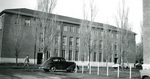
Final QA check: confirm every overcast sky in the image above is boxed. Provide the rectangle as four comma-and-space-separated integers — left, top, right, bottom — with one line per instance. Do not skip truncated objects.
0, 0, 143, 43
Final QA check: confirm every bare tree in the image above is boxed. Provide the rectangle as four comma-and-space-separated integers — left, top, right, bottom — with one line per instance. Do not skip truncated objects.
80, 0, 97, 66
115, 0, 132, 68
102, 24, 113, 63
37, 0, 58, 61
136, 42, 143, 63
14, 12, 24, 65
30, 21, 38, 65
136, 23, 143, 64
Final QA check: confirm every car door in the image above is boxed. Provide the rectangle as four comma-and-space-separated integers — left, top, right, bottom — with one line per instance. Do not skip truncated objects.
51, 58, 60, 69
60, 58, 67, 70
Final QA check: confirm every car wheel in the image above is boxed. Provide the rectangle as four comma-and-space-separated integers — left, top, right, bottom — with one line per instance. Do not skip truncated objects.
143, 76, 150, 79
71, 69, 75, 73
50, 67, 56, 72
67, 69, 75, 73
43, 69, 49, 72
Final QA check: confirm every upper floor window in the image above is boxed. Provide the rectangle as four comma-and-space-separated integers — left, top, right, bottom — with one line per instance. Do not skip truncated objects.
69, 37, 73, 46
76, 37, 79, 46
99, 40, 102, 50
76, 37, 80, 50
69, 26, 74, 32
39, 33, 43, 42
55, 36, 59, 44
25, 19, 31, 26
0, 16, 2, 29
76, 27, 80, 33
63, 25, 68, 31
62, 36, 67, 46
114, 44, 117, 51
0, 14, 5, 29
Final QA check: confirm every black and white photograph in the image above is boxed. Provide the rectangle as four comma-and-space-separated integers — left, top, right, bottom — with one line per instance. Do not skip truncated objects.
0, 0, 147, 79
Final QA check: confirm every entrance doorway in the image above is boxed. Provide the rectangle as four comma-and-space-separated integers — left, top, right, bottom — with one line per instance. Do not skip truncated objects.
37, 53, 43, 64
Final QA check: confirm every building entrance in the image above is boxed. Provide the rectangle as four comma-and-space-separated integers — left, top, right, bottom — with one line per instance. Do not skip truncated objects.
37, 53, 43, 64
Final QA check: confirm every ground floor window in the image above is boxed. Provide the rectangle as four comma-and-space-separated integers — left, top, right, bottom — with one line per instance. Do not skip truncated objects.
54, 49, 58, 57
61, 50, 66, 58
68, 50, 72, 60
75, 51, 78, 61
93, 52, 96, 61
99, 53, 102, 62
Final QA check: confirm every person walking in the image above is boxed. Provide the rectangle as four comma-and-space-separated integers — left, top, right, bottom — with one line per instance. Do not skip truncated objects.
24, 55, 30, 70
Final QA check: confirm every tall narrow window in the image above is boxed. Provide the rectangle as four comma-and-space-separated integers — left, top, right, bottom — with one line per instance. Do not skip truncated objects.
62, 36, 67, 49
76, 27, 80, 33
63, 25, 68, 31
0, 16, 2, 29
99, 53, 102, 62
70, 26, 74, 32
75, 51, 78, 61
61, 50, 66, 58
54, 49, 58, 57
25, 19, 31, 26
99, 40, 102, 50
69, 37, 73, 49
68, 50, 72, 60
57, 25, 61, 31
55, 36, 58, 44
93, 52, 97, 61
114, 43, 117, 51
40, 33, 43, 42
76, 37, 79, 50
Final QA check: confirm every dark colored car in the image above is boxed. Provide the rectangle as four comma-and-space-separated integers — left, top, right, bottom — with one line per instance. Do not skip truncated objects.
135, 63, 143, 70
40, 57, 77, 72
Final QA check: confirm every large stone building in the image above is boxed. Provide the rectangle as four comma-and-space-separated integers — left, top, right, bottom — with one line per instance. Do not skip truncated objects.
0, 8, 136, 66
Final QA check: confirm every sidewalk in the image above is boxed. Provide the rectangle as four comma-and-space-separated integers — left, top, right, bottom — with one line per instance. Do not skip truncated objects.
0, 63, 40, 69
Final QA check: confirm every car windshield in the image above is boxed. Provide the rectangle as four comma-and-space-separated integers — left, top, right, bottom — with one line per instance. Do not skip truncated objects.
52, 59, 60, 62
51, 57, 66, 62
60, 58, 66, 62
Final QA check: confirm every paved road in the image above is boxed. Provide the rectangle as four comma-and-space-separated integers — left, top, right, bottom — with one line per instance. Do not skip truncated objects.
0, 68, 82, 79
0, 67, 141, 79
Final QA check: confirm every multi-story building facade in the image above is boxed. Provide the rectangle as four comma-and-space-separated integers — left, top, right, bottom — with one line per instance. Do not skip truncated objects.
0, 8, 136, 66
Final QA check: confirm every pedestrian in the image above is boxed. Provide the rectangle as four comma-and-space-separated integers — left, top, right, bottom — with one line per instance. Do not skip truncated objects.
24, 55, 30, 70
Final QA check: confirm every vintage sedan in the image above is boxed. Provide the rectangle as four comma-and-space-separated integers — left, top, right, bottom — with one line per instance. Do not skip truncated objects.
140, 70, 150, 79
40, 57, 77, 72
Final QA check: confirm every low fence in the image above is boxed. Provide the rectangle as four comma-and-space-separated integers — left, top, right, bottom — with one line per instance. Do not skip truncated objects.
73, 61, 137, 79
73, 61, 134, 67
75, 64, 134, 79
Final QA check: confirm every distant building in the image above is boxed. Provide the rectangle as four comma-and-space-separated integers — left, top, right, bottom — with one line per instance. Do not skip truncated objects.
0, 8, 136, 66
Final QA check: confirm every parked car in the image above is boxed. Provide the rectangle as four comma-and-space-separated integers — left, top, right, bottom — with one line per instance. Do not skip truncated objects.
140, 70, 150, 79
134, 63, 143, 69
40, 57, 77, 72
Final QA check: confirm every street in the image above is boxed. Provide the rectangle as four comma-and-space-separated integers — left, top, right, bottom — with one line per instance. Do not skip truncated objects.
0, 65, 141, 79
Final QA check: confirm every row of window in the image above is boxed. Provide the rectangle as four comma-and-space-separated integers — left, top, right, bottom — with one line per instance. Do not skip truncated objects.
62, 36, 79, 48
15, 15, 31, 26
63, 25, 79, 33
